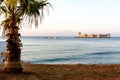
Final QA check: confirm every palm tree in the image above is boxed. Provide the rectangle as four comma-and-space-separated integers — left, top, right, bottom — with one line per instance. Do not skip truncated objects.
0, 0, 51, 73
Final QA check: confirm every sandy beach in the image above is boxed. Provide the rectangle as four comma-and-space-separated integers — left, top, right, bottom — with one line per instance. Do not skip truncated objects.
0, 63, 120, 80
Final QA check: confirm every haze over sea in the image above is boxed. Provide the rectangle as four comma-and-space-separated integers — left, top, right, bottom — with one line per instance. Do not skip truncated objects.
0, 36, 120, 64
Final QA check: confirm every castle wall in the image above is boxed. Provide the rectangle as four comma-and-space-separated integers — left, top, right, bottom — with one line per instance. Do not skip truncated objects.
78, 32, 110, 38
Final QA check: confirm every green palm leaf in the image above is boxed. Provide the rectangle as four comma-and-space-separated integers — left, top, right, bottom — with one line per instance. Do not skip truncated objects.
24, 0, 51, 27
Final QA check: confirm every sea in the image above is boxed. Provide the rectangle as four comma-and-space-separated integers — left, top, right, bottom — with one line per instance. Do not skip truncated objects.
0, 36, 120, 64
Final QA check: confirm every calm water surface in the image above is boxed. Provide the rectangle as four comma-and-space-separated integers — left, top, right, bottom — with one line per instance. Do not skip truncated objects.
0, 37, 120, 64
20, 37, 120, 64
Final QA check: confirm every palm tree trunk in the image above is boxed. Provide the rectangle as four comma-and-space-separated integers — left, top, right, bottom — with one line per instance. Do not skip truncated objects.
3, 31, 23, 73
3, 22, 23, 73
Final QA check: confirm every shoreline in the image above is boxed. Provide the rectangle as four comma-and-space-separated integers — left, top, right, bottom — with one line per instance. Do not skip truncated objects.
1, 63, 120, 80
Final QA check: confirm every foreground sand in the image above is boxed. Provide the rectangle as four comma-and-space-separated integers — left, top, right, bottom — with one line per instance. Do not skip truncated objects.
0, 63, 120, 80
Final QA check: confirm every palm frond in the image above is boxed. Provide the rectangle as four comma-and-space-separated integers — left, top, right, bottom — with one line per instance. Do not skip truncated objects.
0, 6, 10, 14
23, 0, 51, 28
0, 0, 51, 31
18, 0, 28, 14
6, 0, 18, 8
0, 0, 4, 4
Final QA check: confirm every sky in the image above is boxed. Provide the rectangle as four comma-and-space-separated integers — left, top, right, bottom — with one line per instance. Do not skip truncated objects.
1, 0, 120, 37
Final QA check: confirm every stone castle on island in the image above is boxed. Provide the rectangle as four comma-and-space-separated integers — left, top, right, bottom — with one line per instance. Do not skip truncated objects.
77, 32, 110, 38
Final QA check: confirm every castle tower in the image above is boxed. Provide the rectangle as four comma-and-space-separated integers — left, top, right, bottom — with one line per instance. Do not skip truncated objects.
78, 32, 81, 37
78, 32, 81, 36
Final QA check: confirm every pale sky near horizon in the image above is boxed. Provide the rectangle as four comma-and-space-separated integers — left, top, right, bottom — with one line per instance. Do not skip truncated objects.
1, 0, 120, 37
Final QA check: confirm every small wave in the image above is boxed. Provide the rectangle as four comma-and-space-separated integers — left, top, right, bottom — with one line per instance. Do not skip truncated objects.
28, 56, 79, 63
23, 44, 46, 47
85, 51, 120, 55
21, 51, 120, 64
